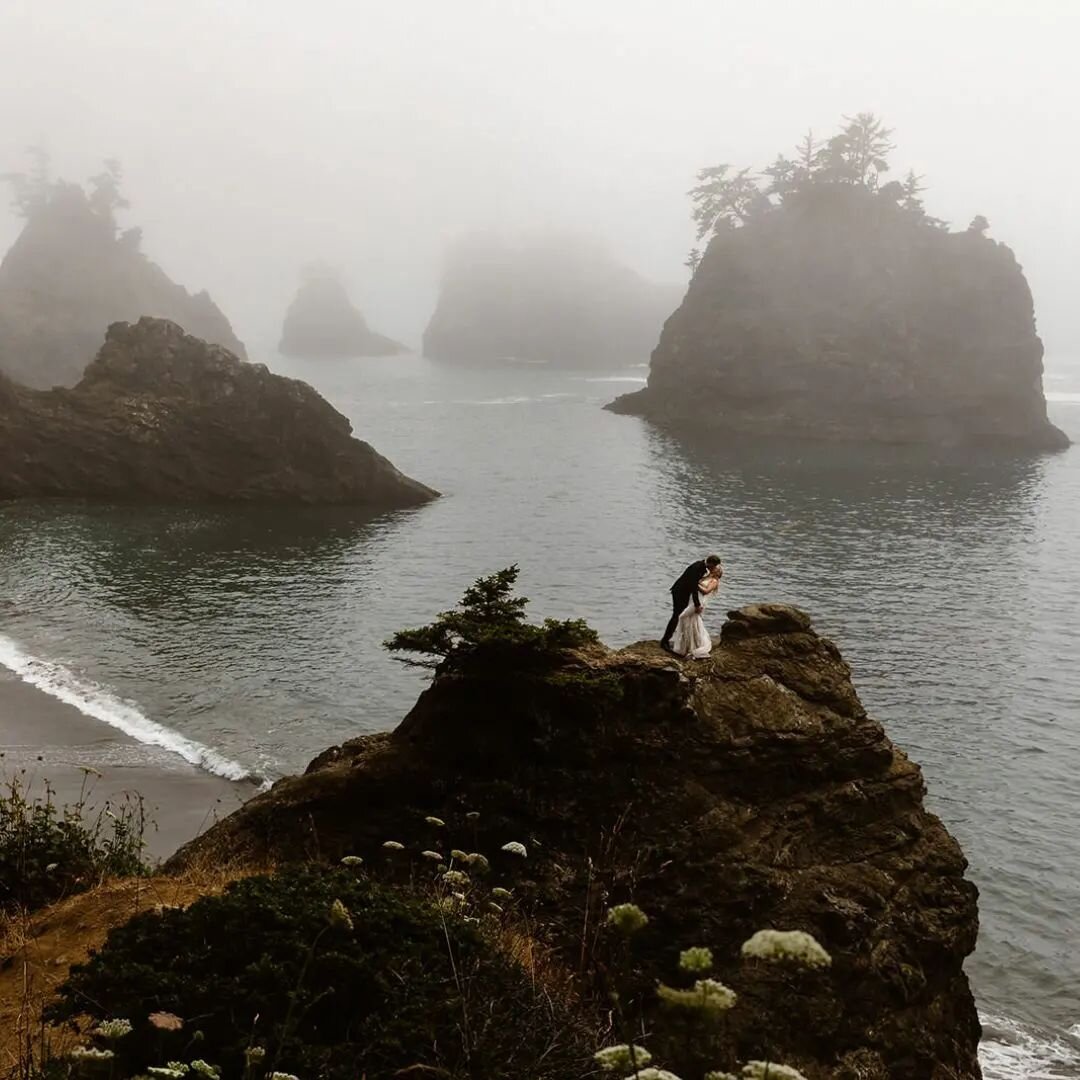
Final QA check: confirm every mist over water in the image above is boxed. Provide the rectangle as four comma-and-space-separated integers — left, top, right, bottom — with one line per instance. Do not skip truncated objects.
1, 354, 1079, 1076
3, 3, 1080, 1074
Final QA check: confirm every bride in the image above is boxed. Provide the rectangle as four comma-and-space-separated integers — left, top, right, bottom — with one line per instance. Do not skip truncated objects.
671, 564, 722, 659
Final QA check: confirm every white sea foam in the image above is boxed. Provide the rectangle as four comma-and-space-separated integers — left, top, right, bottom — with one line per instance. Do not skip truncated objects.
0, 634, 250, 782
979, 1012, 1080, 1079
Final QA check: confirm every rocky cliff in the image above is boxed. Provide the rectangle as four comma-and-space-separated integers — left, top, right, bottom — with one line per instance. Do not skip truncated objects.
171, 603, 981, 1079
609, 185, 1067, 450
0, 183, 246, 388
279, 269, 406, 358
0, 317, 436, 505
423, 231, 681, 368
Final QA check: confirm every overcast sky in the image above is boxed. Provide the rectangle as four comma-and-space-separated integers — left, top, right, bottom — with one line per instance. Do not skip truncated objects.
1, 0, 1077, 362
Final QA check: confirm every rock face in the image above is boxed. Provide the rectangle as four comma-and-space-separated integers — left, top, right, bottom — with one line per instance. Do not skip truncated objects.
279, 269, 406, 358
171, 603, 981, 1079
0, 183, 246, 389
423, 231, 681, 368
609, 185, 1067, 450
0, 317, 437, 506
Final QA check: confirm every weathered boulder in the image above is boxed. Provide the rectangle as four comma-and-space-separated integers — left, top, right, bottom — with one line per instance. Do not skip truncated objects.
0, 317, 437, 505
279, 268, 406, 358
423, 231, 681, 368
171, 603, 981, 1079
609, 184, 1067, 451
0, 182, 246, 388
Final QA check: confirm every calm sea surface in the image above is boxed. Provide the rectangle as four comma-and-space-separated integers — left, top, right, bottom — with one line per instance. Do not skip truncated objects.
2, 354, 1078, 1077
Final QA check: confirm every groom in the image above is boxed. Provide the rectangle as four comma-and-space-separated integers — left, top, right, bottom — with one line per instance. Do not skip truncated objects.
661, 554, 722, 652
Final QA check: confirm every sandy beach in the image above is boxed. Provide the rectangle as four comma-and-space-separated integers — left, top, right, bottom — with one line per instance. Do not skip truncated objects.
0, 669, 256, 860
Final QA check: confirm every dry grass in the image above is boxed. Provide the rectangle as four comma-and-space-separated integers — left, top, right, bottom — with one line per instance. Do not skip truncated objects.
0, 856, 266, 1073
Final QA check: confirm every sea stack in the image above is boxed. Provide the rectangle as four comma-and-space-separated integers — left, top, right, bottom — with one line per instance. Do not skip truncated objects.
0, 317, 437, 506
609, 125, 1067, 450
279, 265, 406, 359
0, 174, 246, 389
423, 231, 680, 368
171, 602, 981, 1078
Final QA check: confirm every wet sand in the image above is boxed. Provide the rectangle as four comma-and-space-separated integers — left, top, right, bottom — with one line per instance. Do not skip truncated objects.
0, 670, 256, 859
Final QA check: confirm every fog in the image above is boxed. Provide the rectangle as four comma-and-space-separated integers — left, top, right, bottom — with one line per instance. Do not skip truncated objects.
1, 0, 1077, 363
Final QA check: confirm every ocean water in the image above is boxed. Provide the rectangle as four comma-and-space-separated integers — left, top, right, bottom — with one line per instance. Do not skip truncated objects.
2, 353, 1079, 1077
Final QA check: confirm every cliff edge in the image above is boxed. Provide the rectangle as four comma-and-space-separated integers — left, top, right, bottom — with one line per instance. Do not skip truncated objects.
171, 602, 981, 1079
0, 317, 437, 505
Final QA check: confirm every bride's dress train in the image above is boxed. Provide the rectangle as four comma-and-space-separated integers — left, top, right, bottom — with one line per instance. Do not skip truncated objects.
670, 592, 712, 659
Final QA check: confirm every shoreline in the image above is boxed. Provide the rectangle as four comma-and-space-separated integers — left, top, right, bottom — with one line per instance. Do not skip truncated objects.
0, 670, 256, 859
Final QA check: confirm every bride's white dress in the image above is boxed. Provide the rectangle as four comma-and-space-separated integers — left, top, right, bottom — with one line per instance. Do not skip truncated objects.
670, 581, 713, 659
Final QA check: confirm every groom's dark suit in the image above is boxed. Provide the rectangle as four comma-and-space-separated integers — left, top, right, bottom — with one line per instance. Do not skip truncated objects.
661, 560, 709, 647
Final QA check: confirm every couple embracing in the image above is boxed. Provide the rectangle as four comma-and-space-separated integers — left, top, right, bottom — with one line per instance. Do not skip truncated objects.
661, 554, 723, 659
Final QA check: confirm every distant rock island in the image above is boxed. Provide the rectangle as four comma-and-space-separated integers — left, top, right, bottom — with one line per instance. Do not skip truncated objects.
279, 265, 406, 359
0, 158, 245, 389
423, 231, 681, 368
0, 317, 437, 505
609, 115, 1068, 451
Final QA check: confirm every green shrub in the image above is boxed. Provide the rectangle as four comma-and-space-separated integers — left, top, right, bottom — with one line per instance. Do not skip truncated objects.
0, 772, 147, 912
47, 867, 594, 1080
384, 565, 599, 672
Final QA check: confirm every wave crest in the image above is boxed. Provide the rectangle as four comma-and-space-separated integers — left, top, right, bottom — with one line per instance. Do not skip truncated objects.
0, 634, 251, 782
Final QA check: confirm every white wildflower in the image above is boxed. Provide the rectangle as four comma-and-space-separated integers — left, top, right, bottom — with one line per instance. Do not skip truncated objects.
465, 811, 480, 820
491, 887, 513, 900
450, 849, 470, 862
626, 1070, 682, 1080
443, 869, 470, 889
382, 840, 405, 851
704, 1073, 738, 1080
244, 1048, 266, 1065
148, 1069, 187, 1079
593, 1044, 652, 1071
500, 841, 527, 857
190, 1063, 220, 1080
606, 903, 649, 935
268, 1074, 300, 1080
340, 855, 364, 867
164, 1064, 189, 1074
328, 898, 353, 932
70, 1047, 115, 1061
740, 929, 831, 969
45, 862, 59, 872
679, 946, 713, 974
466, 852, 491, 872
742, 1063, 808, 1080
421, 850, 444, 862
424, 816, 446, 827
436, 896, 459, 913
657, 978, 737, 1015
94, 1018, 133, 1039
451, 891, 467, 903
486, 901, 504, 914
